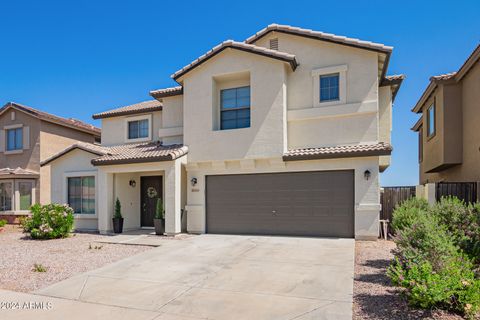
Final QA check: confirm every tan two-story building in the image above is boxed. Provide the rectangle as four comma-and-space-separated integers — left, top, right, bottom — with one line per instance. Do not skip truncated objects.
43, 24, 403, 240
0, 102, 100, 222
412, 44, 480, 184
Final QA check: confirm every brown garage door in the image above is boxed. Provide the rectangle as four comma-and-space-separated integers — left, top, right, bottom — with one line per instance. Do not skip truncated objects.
206, 170, 354, 238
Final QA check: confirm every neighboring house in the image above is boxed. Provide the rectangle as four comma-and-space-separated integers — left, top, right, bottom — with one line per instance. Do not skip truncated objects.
412, 44, 480, 184
42, 24, 403, 240
0, 102, 101, 222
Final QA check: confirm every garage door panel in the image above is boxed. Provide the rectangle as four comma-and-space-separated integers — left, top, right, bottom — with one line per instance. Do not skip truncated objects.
206, 170, 354, 238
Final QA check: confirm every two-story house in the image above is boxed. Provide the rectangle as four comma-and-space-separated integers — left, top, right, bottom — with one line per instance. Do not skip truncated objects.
0, 102, 100, 222
42, 24, 402, 240
412, 44, 479, 184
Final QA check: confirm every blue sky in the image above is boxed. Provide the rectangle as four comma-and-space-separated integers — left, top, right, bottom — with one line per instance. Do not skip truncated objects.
1, 0, 479, 186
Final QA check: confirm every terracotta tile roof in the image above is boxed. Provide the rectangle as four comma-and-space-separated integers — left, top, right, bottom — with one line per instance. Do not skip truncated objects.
245, 24, 393, 53
41, 142, 109, 166
150, 86, 183, 99
92, 100, 162, 120
283, 143, 392, 161
381, 74, 405, 102
0, 167, 40, 177
0, 102, 100, 136
431, 72, 457, 81
172, 40, 298, 81
91, 142, 188, 166
412, 44, 480, 114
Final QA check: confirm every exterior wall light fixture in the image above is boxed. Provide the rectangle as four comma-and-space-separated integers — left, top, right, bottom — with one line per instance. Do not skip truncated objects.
129, 179, 136, 187
364, 170, 371, 181
191, 177, 198, 186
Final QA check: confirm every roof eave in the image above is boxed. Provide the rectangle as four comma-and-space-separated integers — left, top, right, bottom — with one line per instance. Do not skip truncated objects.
282, 148, 392, 162
91, 154, 185, 166
411, 117, 423, 132
92, 106, 163, 120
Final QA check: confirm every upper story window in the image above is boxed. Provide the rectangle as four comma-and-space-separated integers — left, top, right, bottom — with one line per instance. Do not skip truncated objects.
220, 86, 251, 130
128, 119, 149, 139
419, 127, 423, 163
427, 103, 435, 137
6, 128, 22, 151
312, 65, 347, 107
68, 176, 95, 214
320, 73, 340, 102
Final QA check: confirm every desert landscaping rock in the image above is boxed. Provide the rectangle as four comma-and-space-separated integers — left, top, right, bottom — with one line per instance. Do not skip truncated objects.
0, 225, 151, 293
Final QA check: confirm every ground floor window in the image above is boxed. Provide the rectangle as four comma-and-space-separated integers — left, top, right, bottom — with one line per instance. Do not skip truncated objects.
0, 181, 13, 211
68, 176, 95, 214
17, 181, 33, 210
0, 179, 35, 212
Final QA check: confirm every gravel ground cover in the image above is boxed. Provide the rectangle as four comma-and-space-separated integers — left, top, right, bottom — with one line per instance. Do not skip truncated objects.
0, 225, 152, 292
353, 240, 463, 320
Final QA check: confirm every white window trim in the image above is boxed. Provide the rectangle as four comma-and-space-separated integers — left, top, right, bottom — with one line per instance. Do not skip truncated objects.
14, 179, 36, 213
4, 124, 24, 154
0, 179, 14, 214
63, 171, 98, 219
124, 114, 152, 143
312, 64, 347, 108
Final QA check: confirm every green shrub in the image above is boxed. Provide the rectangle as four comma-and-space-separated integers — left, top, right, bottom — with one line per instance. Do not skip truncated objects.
389, 255, 480, 318
155, 198, 164, 220
391, 197, 429, 234
0, 219, 7, 228
114, 198, 122, 219
431, 197, 480, 262
389, 196, 480, 318
22, 203, 74, 239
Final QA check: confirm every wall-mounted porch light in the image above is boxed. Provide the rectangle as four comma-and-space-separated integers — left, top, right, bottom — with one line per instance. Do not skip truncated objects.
190, 177, 198, 186
129, 179, 136, 187
364, 170, 371, 181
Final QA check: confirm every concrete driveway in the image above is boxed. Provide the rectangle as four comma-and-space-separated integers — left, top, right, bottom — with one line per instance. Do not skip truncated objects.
7, 235, 354, 320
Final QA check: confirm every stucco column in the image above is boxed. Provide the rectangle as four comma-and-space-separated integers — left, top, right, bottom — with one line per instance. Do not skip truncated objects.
165, 159, 182, 235
97, 170, 114, 234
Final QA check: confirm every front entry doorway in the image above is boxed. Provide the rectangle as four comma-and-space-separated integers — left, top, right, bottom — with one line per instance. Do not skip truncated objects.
140, 176, 163, 227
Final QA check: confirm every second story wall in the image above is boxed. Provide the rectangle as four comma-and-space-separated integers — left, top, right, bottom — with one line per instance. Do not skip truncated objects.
0, 109, 41, 171
159, 95, 183, 145
101, 111, 162, 146
253, 33, 381, 149
182, 49, 288, 162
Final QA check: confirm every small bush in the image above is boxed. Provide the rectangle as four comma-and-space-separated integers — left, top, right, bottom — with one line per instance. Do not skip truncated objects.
432, 197, 480, 262
389, 196, 480, 318
393, 212, 458, 271
22, 203, 74, 239
114, 198, 122, 219
0, 219, 7, 228
390, 197, 429, 234
389, 255, 480, 318
32, 263, 47, 272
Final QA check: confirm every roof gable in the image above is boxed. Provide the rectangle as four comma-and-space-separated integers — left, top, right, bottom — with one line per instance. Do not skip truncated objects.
0, 102, 100, 136
172, 40, 298, 82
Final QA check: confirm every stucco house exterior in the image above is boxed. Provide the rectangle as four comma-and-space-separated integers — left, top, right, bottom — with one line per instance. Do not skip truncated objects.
42, 24, 403, 240
0, 102, 101, 223
412, 44, 480, 184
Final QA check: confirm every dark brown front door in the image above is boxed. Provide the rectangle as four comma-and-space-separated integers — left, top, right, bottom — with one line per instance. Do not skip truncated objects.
141, 176, 163, 227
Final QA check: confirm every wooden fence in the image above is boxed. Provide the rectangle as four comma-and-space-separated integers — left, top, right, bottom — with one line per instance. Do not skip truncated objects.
435, 182, 478, 203
380, 186, 416, 235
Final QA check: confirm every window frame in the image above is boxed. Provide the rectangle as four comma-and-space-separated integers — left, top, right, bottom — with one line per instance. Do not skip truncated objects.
14, 180, 36, 212
426, 102, 436, 139
124, 114, 152, 143
419, 126, 423, 163
63, 171, 97, 218
5, 125, 23, 153
0, 180, 14, 213
311, 65, 347, 107
220, 86, 251, 131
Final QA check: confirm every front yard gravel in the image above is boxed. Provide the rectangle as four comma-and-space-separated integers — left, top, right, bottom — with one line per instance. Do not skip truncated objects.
354, 240, 463, 320
0, 225, 152, 293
